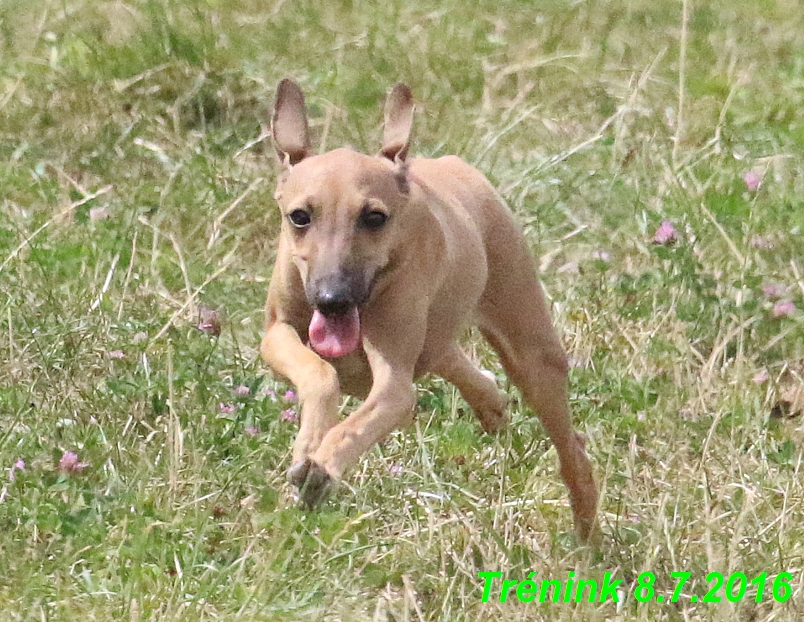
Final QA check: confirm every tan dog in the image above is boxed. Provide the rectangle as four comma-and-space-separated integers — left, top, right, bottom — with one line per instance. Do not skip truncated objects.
260, 79, 598, 540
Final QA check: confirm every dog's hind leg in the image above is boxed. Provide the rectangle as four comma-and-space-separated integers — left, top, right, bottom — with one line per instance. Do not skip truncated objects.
428, 345, 508, 433
479, 292, 598, 541
477, 227, 598, 541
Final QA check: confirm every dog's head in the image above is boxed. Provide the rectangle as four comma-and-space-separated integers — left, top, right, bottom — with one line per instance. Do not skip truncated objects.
270, 79, 415, 358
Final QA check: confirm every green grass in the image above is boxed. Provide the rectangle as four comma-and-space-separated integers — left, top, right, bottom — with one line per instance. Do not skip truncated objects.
1, 0, 804, 620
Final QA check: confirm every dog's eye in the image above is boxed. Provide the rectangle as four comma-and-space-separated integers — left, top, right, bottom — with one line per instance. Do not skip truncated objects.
359, 208, 388, 230
288, 209, 312, 228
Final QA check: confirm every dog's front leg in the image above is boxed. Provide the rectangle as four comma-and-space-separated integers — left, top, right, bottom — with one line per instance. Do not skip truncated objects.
260, 322, 341, 478
300, 359, 417, 507
295, 305, 426, 508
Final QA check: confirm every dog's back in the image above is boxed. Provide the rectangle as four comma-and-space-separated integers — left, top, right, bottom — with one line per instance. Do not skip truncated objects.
409, 155, 542, 319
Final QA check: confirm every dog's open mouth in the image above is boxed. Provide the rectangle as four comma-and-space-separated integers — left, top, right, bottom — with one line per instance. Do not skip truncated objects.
308, 307, 361, 358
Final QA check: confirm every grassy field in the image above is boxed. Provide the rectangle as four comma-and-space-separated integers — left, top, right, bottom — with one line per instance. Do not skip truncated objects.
2, 0, 804, 620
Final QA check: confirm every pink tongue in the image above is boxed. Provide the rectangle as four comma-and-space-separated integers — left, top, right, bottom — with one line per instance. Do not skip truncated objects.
308, 307, 361, 358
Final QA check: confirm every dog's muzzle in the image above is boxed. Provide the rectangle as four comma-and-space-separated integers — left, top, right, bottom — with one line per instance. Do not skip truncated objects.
306, 273, 367, 359
312, 282, 355, 318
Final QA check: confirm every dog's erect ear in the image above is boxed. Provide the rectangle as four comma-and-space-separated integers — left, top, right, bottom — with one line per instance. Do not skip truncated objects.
272, 79, 311, 166
381, 84, 414, 163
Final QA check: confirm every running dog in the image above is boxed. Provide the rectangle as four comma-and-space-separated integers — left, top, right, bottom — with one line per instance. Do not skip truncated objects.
260, 79, 598, 540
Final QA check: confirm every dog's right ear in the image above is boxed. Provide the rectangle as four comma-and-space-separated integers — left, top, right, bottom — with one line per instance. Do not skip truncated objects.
272, 79, 311, 167
381, 84, 414, 163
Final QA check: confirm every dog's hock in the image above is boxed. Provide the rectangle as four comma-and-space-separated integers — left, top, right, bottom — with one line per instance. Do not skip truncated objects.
272, 79, 311, 166
381, 84, 414, 163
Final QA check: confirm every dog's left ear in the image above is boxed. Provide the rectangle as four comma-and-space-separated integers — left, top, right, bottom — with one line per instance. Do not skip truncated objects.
381, 84, 414, 163
272, 79, 311, 167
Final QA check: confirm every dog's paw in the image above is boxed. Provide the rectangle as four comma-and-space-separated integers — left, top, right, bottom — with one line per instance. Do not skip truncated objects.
287, 458, 334, 509
474, 389, 509, 434
301, 461, 334, 509
575, 515, 602, 546
287, 459, 311, 488
479, 410, 509, 434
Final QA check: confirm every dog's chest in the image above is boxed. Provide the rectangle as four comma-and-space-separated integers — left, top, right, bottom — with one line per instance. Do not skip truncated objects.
329, 349, 373, 399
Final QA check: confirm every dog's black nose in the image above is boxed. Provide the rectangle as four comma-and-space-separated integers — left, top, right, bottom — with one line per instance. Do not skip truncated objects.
314, 288, 353, 317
